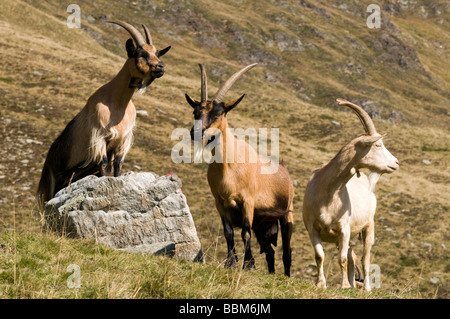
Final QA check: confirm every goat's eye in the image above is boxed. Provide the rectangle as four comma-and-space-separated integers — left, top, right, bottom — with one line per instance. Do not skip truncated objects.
375, 144, 381, 148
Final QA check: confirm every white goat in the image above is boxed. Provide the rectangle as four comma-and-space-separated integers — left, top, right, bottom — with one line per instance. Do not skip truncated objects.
302, 98, 399, 291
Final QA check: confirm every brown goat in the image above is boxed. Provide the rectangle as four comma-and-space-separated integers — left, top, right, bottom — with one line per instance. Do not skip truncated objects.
37, 20, 170, 207
185, 64, 294, 276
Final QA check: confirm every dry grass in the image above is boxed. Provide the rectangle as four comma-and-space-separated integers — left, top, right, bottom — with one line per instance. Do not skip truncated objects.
0, 228, 407, 299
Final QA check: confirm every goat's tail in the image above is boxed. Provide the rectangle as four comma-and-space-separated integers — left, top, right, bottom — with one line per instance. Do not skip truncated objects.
252, 208, 289, 251
252, 188, 294, 244
36, 161, 55, 210
254, 182, 294, 223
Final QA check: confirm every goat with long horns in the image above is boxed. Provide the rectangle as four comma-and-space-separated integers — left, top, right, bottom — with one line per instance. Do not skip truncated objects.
37, 20, 171, 207
185, 64, 295, 276
303, 98, 399, 290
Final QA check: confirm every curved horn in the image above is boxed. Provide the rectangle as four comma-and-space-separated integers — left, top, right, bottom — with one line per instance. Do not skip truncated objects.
199, 64, 207, 104
106, 20, 146, 47
212, 63, 257, 103
336, 98, 377, 135
141, 24, 153, 45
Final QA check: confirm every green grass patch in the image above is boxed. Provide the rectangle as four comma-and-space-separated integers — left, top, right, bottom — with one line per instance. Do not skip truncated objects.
0, 77, 13, 84
400, 254, 420, 267
421, 145, 449, 152
319, 114, 335, 121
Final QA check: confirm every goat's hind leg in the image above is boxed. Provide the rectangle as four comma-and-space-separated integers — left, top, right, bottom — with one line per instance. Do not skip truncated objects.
260, 239, 275, 274
347, 246, 356, 288
254, 222, 277, 274
338, 226, 352, 288
361, 225, 375, 291
347, 247, 363, 287
280, 211, 293, 277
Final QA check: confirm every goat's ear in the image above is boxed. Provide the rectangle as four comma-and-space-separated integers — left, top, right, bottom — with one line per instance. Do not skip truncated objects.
185, 94, 198, 108
359, 135, 382, 147
224, 94, 245, 113
126, 38, 136, 58
157, 46, 171, 58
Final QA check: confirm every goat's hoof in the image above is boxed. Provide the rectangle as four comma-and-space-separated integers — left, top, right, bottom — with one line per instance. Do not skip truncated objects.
316, 279, 327, 289
243, 259, 256, 271
340, 283, 352, 289
224, 257, 238, 268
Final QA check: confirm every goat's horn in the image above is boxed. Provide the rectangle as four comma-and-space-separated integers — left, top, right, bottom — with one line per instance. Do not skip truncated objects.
213, 63, 257, 104
106, 20, 146, 47
141, 24, 153, 45
336, 98, 377, 135
199, 64, 207, 104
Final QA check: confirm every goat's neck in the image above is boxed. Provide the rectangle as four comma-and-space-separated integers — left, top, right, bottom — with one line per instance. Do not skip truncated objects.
320, 143, 361, 196
210, 117, 236, 173
104, 60, 137, 108
368, 171, 381, 193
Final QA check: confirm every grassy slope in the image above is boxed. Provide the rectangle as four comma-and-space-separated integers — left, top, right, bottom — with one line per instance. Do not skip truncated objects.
0, 231, 402, 299
0, 0, 448, 298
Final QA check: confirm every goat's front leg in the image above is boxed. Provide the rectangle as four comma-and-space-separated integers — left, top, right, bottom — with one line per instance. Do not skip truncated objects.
241, 200, 255, 271
103, 150, 114, 176
221, 216, 238, 268
103, 153, 122, 177
113, 154, 123, 177
216, 199, 238, 268
338, 225, 352, 288
112, 130, 133, 177
309, 229, 326, 288
100, 155, 109, 176
361, 224, 375, 291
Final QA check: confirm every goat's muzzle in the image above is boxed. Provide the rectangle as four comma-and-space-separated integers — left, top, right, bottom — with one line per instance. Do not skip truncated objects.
190, 126, 203, 141
387, 159, 400, 172
152, 62, 165, 78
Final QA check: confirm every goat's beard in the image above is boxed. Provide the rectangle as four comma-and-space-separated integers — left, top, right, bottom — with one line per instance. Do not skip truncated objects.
135, 75, 154, 95
136, 86, 147, 95
193, 134, 220, 164
136, 78, 151, 95
193, 139, 203, 163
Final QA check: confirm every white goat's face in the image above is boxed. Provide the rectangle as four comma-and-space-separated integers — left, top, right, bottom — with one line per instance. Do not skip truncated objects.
357, 136, 399, 173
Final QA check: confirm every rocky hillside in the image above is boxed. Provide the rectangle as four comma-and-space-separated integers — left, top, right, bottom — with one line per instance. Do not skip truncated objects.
0, 0, 449, 298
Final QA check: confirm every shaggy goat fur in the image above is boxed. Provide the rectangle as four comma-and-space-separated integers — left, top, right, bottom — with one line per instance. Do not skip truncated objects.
37, 20, 170, 207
